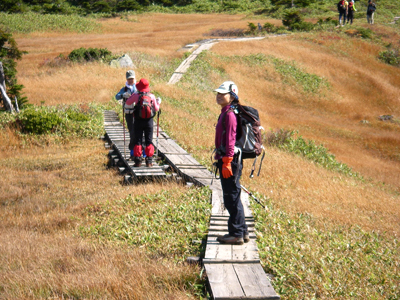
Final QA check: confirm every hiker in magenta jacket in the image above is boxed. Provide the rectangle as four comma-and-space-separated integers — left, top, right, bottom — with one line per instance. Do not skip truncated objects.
214, 81, 248, 246
126, 78, 160, 167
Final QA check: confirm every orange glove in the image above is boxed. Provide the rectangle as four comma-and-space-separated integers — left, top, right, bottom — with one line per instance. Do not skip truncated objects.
222, 157, 233, 179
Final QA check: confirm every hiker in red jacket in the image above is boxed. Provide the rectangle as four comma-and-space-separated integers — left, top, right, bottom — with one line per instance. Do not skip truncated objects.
126, 78, 160, 167
214, 81, 248, 245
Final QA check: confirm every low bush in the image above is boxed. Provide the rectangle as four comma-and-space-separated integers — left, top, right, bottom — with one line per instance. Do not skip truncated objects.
378, 48, 400, 67
14, 103, 104, 137
18, 107, 63, 135
282, 10, 315, 32
68, 47, 114, 63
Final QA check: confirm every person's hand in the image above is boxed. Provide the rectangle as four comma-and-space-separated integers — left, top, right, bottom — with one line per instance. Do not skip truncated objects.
222, 157, 233, 178
156, 97, 162, 104
123, 92, 131, 99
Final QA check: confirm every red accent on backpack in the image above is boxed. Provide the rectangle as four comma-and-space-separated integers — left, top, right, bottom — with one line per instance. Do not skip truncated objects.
135, 92, 155, 119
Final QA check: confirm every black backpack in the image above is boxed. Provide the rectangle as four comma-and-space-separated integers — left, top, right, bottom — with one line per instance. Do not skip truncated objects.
134, 92, 155, 119
337, 0, 345, 12
368, 4, 376, 14
219, 104, 265, 177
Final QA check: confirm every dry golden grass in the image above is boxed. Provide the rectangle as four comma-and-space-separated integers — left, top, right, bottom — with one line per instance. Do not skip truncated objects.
0, 136, 198, 299
3, 13, 400, 298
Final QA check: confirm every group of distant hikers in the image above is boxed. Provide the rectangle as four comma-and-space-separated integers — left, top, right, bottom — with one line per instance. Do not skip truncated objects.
115, 72, 264, 245
337, 0, 376, 26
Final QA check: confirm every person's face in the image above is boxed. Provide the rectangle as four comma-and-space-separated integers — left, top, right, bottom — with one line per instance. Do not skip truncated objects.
216, 92, 232, 108
127, 78, 134, 85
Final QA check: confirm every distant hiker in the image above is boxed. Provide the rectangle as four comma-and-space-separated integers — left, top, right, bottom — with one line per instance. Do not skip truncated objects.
115, 70, 138, 160
126, 78, 160, 167
366, 0, 376, 24
214, 81, 248, 245
347, 0, 357, 24
258, 23, 262, 31
337, 0, 347, 26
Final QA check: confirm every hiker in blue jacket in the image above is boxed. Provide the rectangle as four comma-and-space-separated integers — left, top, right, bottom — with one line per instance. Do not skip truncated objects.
115, 70, 137, 160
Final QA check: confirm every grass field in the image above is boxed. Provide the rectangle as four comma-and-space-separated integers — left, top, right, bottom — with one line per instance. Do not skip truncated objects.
1, 12, 399, 299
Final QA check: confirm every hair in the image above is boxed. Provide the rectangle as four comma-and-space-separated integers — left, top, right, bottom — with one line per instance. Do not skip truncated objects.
230, 96, 240, 106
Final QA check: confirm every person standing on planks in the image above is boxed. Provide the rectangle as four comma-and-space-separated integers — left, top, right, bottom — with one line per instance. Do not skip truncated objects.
213, 81, 249, 245
115, 70, 138, 160
126, 78, 161, 167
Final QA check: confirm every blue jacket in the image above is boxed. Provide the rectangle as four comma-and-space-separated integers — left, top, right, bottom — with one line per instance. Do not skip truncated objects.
115, 84, 137, 101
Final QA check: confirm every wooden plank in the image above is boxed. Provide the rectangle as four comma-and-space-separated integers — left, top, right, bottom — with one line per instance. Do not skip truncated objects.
210, 219, 254, 227
204, 264, 245, 300
232, 239, 259, 261
205, 236, 259, 262
211, 190, 224, 215
234, 264, 280, 299
207, 230, 256, 239
241, 192, 253, 218
205, 236, 232, 260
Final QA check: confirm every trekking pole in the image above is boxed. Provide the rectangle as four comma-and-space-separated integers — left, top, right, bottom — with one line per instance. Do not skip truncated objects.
240, 185, 268, 210
156, 109, 161, 159
122, 99, 126, 160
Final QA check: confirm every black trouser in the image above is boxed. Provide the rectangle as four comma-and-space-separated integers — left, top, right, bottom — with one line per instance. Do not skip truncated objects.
218, 158, 248, 238
133, 117, 153, 148
347, 10, 354, 24
125, 114, 134, 150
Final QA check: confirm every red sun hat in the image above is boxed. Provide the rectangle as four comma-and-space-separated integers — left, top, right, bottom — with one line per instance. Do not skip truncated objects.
136, 78, 150, 92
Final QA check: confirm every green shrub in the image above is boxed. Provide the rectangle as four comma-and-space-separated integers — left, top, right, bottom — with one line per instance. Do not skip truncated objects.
14, 103, 104, 137
67, 47, 113, 63
378, 49, 400, 67
282, 10, 314, 32
317, 17, 339, 27
18, 107, 63, 134
263, 22, 278, 33
247, 22, 257, 33
356, 27, 374, 39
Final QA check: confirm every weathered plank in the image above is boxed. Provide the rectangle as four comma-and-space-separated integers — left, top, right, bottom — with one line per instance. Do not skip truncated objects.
234, 264, 280, 300
204, 264, 245, 300
204, 236, 259, 262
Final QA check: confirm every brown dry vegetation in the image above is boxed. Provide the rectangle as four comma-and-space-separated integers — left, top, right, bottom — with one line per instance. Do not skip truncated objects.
0, 138, 197, 299
1, 13, 399, 299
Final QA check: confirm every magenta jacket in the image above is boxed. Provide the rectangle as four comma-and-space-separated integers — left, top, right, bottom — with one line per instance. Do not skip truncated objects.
215, 105, 237, 160
125, 92, 160, 114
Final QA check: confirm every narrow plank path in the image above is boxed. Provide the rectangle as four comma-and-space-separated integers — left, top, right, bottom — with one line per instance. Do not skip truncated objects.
168, 37, 266, 85
103, 110, 280, 299
104, 110, 166, 181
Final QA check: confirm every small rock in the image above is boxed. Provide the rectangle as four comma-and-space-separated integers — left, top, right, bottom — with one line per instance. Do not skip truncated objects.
110, 54, 135, 68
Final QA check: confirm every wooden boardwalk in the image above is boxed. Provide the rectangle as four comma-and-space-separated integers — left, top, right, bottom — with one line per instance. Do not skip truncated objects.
104, 110, 166, 181
103, 110, 279, 299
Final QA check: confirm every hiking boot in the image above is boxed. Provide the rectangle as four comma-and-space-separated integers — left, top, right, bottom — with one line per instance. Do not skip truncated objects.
217, 234, 244, 245
145, 157, 153, 168
243, 232, 250, 243
133, 157, 142, 167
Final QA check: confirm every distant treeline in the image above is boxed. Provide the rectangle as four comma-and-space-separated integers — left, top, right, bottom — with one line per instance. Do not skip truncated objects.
0, 0, 315, 15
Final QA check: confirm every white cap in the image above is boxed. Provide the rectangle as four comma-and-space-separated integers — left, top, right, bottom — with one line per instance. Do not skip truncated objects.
214, 81, 238, 95
126, 70, 135, 79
